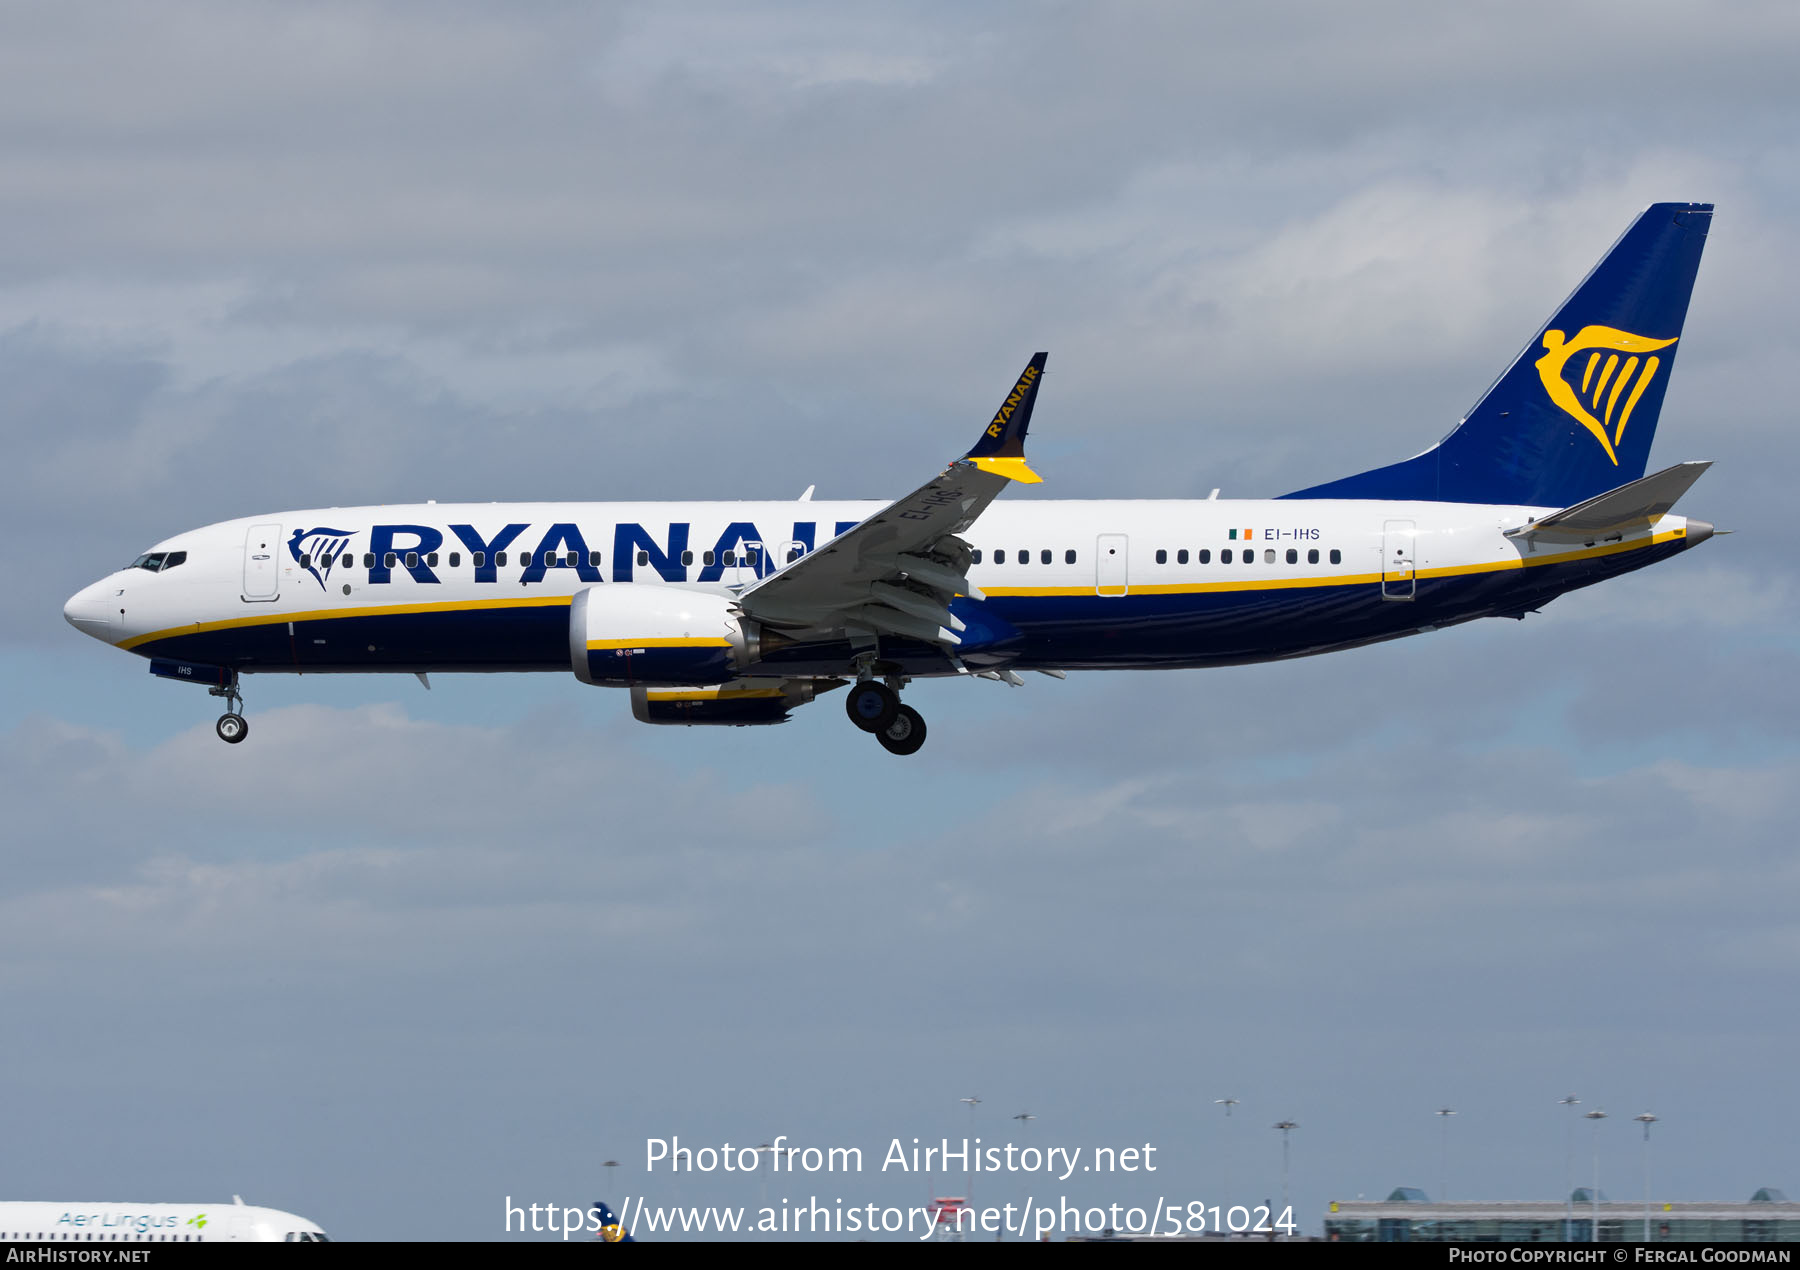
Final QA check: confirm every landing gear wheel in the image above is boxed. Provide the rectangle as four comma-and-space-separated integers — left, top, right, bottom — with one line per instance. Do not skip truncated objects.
216, 713, 249, 744
876, 704, 927, 755
845, 680, 900, 733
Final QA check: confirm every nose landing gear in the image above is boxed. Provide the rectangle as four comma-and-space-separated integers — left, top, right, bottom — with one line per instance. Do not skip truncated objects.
210, 679, 249, 744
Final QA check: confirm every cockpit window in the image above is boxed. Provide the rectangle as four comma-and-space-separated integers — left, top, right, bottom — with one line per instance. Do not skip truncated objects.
128, 551, 187, 573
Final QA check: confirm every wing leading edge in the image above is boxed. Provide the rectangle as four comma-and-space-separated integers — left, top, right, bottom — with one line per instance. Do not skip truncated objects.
736, 353, 1048, 649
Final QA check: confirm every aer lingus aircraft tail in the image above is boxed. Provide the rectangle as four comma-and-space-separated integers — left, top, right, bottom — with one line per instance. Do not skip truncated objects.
1283, 201, 1712, 508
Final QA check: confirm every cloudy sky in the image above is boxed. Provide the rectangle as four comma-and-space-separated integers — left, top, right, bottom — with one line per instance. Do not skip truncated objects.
4, 0, 1798, 1241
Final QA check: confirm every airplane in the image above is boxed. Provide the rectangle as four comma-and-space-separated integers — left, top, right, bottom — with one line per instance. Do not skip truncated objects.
0, 1197, 329, 1242
63, 202, 1717, 756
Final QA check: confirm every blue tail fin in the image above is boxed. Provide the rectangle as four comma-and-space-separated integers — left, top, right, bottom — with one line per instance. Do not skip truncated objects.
1281, 202, 1712, 507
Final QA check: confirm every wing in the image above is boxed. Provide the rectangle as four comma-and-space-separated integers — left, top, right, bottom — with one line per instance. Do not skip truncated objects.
736, 353, 1047, 648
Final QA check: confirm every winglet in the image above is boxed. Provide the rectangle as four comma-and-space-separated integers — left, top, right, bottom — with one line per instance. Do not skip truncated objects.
964, 352, 1046, 483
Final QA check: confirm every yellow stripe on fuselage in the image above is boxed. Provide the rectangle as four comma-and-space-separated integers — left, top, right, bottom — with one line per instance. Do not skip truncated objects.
118, 594, 575, 651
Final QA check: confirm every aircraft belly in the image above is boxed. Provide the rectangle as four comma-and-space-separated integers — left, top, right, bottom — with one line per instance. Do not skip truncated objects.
133, 602, 572, 672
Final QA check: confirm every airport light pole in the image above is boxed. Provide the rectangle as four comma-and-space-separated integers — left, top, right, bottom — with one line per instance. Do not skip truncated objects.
1436, 1108, 1456, 1203
1635, 1114, 1658, 1242
1585, 1109, 1607, 1241
1215, 1099, 1239, 1208
1274, 1120, 1298, 1228
1560, 1095, 1580, 1240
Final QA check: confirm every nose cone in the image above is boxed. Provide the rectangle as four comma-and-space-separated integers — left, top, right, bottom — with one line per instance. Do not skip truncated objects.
64, 580, 117, 642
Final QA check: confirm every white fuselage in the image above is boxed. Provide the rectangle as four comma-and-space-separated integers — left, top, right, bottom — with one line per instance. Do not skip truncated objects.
0, 1201, 328, 1243
64, 496, 1698, 676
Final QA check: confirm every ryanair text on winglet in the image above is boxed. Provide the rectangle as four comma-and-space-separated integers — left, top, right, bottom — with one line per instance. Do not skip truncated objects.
985, 364, 1040, 439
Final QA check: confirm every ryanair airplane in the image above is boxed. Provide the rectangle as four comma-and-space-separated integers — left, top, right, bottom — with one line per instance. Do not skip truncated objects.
0, 1198, 329, 1242
64, 203, 1717, 756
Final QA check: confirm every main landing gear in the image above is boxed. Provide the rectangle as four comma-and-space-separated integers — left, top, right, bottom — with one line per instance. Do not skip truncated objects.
210, 678, 249, 745
844, 677, 927, 756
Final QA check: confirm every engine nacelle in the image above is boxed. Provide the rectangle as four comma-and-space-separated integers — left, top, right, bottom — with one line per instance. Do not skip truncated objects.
570, 585, 761, 686
630, 679, 828, 726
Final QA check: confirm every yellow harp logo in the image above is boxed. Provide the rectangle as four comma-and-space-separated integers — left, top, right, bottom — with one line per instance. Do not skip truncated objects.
1534, 325, 1677, 465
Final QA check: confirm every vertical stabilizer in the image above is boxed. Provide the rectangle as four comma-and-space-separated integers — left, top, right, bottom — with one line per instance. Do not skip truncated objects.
1282, 202, 1711, 507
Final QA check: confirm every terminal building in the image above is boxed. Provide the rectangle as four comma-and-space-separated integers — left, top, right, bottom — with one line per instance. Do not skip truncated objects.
1324, 1187, 1800, 1242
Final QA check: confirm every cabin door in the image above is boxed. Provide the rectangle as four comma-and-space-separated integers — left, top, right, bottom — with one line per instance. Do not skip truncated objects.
242, 523, 282, 602
1096, 534, 1129, 597
1382, 520, 1416, 600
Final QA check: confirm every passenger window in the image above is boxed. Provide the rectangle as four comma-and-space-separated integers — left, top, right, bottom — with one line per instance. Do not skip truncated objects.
1016, 549, 1028, 565
1065, 549, 1076, 564
703, 551, 716, 566
1199, 549, 1211, 564
681, 551, 694, 566
1330, 549, 1342, 564
1286, 548, 1297, 564
495, 551, 508, 567
995, 549, 1006, 564
787, 548, 800, 563
384, 552, 397, 567
636, 550, 648, 566
1155, 549, 1167, 564
1308, 548, 1319, 564
472, 551, 485, 568
1177, 549, 1189, 564
363, 553, 374, 568
1221, 549, 1232, 564
1040, 549, 1051, 565
722, 550, 736, 566
406, 552, 418, 568
971, 549, 983, 564
1263, 549, 1275, 564
428, 552, 439, 567
449, 552, 461, 567
590, 551, 602, 567
300, 553, 312, 568
520, 552, 533, 568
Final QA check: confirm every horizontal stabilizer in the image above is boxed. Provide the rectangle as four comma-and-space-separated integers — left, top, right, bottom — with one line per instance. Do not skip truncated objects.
1505, 460, 1710, 545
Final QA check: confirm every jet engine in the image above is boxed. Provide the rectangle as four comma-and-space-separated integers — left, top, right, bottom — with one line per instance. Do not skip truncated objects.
569, 585, 766, 686
629, 678, 834, 726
